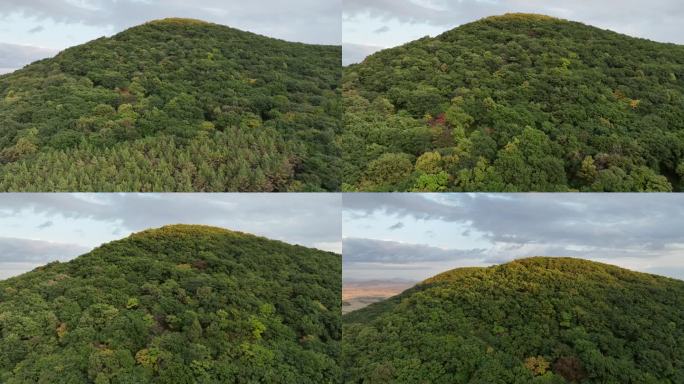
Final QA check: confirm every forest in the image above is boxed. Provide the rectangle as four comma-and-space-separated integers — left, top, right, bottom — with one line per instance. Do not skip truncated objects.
0, 18, 341, 191
342, 13, 684, 191
342, 257, 684, 383
0, 225, 341, 383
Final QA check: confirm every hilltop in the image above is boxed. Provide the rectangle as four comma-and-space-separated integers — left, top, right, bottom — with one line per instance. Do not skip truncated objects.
0, 19, 341, 191
144, 18, 214, 26
342, 14, 684, 192
342, 257, 684, 383
0, 225, 341, 383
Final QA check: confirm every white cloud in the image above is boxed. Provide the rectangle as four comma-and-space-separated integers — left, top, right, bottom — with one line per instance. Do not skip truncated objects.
0, 42, 58, 68
0, 237, 89, 263
343, 0, 684, 63
0, 193, 342, 280
342, 43, 384, 65
344, 194, 684, 281
343, 237, 484, 263
0, 0, 341, 44
0, 0, 341, 70
0, 262, 47, 280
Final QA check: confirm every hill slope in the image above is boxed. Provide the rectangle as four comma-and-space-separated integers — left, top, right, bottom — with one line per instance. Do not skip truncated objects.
342, 257, 684, 383
342, 14, 684, 192
0, 225, 341, 383
0, 19, 341, 191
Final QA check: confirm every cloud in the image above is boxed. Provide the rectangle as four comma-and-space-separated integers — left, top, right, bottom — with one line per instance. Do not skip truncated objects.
342, 237, 490, 282
343, 0, 684, 63
313, 241, 343, 254
0, 42, 58, 69
373, 25, 390, 33
343, 235, 671, 269
344, 193, 461, 221
0, 262, 47, 280
37, 220, 53, 229
345, 194, 684, 252
388, 222, 404, 230
643, 266, 684, 281
0, 193, 341, 251
342, 43, 384, 65
344, 237, 484, 263
27, 25, 44, 33
344, 0, 454, 26
0, 0, 341, 45
0, 194, 342, 280
343, 0, 684, 43
343, 194, 684, 281
0, 237, 89, 263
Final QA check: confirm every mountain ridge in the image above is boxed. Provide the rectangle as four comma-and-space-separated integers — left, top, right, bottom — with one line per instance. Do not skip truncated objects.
0, 18, 338, 79
342, 13, 684, 192
0, 18, 341, 191
352, 13, 679, 67
0, 225, 341, 383
342, 257, 684, 382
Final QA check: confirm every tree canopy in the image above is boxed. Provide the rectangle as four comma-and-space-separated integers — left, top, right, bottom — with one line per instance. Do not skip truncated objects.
342, 13, 684, 191
0, 225, 341, 383
343, 257, 684, 383
0, 18, 341, 191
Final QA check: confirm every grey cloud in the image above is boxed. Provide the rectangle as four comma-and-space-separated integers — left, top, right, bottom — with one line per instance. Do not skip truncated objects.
480, 244, 660, 265
343, 0, 684, 63
0, 237, 89, 263
388, 222, 404, 230
27, 25, 44, 33
373, 25, 389, 34
0, 42, 58, 69
343, 193, 684, 282
343, 235, 684, 282
344, 193, 462, 221
342, 43, 384, 65
343, 237, 484, 263
344, 0, 456, 26
37, 220, 53, 229
344, 235, 654, 268
0, 262, 46, 280
345, 193, 684, 253
643, 266, 684, 281
0, 193, 341, 252
0, 0, 341, 45
343, 0, 684, 44
460, 194, 684, 252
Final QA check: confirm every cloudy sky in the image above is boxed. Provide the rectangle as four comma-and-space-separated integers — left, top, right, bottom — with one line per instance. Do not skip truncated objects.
0, 0, 341, 74
343, 0, 684, 65
343, 193, 684, 283
0, 193, 341, 280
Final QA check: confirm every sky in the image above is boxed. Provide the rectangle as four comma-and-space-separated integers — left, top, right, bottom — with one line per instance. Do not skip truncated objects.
0, 193, 341, 280
343, 0, 684, 65
0, 0, 341, 74
343, 193, 684, 283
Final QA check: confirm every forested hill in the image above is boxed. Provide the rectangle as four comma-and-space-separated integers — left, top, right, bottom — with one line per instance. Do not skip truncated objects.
342, 13, 684, 192
0, 225, 341, 383
0, 18, 341, 191
343, 257, 684, 383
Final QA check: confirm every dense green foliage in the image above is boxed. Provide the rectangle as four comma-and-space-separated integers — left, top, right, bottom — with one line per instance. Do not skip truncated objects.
0, 225, 341, 383
342, 14, 684, 191
0, 18, 341, 191
343, 257, 684, 383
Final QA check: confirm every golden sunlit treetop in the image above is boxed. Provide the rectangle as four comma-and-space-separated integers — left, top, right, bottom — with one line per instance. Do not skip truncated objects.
144, 17, 214, 26
481, 13, 561, 23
